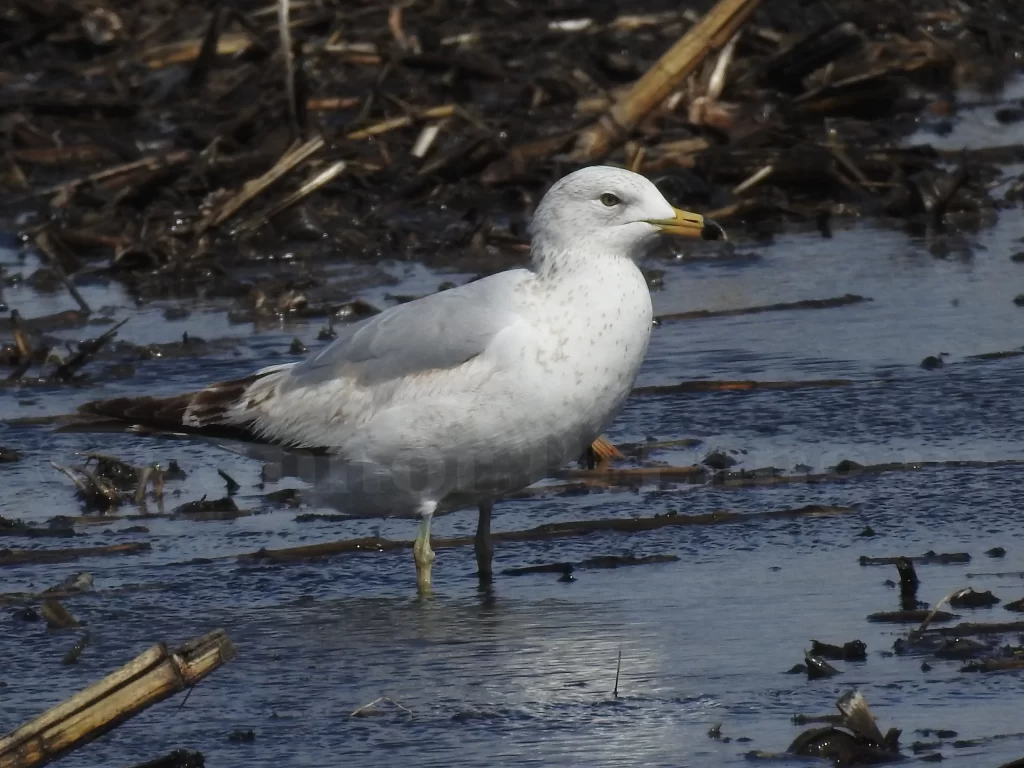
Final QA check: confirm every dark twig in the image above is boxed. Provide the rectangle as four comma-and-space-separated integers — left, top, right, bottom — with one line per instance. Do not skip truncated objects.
50, 318, 128, 382
32, 232, 91, 315
279, 0, 301, 140
185, 7, 223, 92
218, 469, 241, 495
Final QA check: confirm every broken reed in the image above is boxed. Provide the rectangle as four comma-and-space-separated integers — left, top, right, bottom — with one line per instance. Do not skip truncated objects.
0, 630, 235, 768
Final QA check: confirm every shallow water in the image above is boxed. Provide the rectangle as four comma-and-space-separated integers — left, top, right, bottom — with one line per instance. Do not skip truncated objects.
2, 202, 1024, 765
907, 75, 1024, 151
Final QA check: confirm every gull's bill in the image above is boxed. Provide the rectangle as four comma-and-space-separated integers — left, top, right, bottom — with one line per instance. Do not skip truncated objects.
648, 208, 726, 241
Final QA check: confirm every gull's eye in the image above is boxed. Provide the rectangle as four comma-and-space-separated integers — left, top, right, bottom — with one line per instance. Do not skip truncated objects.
599, 192, 621, 207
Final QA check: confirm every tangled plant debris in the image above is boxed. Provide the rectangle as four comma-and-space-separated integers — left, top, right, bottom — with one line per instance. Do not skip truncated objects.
1, 0, 1023, 319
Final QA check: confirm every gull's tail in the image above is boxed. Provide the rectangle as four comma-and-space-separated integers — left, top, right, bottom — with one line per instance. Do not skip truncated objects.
57, 367, 285, 445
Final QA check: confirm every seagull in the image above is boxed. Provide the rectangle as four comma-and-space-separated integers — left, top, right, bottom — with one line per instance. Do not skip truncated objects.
63, 166, 724, 594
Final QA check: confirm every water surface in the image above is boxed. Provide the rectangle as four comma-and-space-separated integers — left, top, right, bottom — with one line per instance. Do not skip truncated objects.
2, 203, 1024, 766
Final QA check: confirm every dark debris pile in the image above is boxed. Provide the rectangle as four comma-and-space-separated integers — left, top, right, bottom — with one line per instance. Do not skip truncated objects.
2, 0, 1024, 306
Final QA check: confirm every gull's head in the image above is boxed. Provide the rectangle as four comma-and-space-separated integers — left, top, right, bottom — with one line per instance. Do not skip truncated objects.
529, 166, 724, 262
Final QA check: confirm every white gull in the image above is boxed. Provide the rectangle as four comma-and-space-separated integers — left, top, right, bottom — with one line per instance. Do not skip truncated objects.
69, 165, 724, 593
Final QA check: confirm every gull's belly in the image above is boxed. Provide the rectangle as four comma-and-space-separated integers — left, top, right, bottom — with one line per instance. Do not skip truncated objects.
341, 360, 635, 509
300, 349, 637, 517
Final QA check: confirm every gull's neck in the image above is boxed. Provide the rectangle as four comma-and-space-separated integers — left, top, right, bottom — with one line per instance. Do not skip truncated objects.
530, 237, 629, 281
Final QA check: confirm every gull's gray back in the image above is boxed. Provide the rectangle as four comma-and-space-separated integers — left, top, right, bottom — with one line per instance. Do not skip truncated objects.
278, 269, 532, 390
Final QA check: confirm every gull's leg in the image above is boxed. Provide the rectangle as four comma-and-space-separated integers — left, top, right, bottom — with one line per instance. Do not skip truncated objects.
413, 501, 437, 595
474, 500, 494, 583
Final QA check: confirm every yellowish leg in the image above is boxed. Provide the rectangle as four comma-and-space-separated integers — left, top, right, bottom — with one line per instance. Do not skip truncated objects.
413, 503, 436, 595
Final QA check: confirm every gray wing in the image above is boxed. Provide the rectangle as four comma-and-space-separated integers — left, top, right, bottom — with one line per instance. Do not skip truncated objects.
277, 269, 531, 390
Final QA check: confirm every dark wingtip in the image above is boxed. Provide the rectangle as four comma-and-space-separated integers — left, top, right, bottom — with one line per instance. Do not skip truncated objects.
701, 219, 726, 241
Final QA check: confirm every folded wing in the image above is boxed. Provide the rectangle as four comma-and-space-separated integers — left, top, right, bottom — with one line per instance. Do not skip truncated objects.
69, 271, 531, 448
